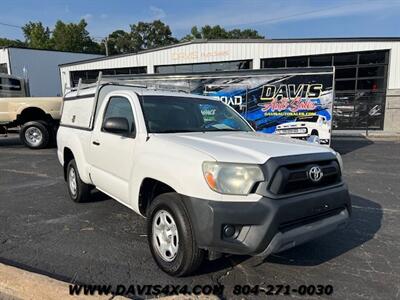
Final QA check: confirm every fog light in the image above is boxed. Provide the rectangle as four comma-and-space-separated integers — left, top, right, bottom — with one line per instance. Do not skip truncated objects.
223, 225, 235, 238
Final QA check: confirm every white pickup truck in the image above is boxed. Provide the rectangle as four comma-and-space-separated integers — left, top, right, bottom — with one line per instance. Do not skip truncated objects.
275, 115, 331, 144
57, 82, 351, 276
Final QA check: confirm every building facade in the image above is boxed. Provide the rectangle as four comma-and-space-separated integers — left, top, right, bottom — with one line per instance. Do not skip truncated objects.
59, 38, 400, 131
0, 47, 102, 97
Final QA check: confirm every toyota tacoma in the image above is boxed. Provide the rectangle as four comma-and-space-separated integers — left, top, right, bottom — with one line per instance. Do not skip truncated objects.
57, 83, 351, 276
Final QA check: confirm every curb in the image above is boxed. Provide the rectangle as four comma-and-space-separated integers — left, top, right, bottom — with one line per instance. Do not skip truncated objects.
0, 263, 112, 300
332, 130, 400, 139
0, 263, 219, 300
332, 133, 400, 141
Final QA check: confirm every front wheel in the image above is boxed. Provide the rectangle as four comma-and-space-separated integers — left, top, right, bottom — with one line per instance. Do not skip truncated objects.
147, 193, 204, 277
20, 121, 50, 149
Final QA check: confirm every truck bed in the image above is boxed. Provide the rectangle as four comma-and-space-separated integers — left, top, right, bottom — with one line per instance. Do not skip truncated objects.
0, 97, 62, 125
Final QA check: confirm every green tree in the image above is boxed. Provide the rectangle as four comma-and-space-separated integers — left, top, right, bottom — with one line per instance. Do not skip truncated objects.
130, 20, 178, 51
181, 25, 264, 41
106, 30, 133, 55
51, 19, 101, 53
0, 38, 26, 48
22, 21, 52, 49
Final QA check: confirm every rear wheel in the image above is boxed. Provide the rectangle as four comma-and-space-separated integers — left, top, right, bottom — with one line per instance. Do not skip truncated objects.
147, 193, 204, 276
66, 159, 90, 203
20, 121, 50, 149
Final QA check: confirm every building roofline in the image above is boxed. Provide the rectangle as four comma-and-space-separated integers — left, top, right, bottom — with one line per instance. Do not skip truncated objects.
0, 46, 103, 56
58, 41, 194, 67
59, 37, 400, 68
195, 37, 400, 43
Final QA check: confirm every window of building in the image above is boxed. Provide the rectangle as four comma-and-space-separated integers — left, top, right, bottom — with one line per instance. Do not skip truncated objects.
336, 68, 356, 79
70, 66, 147, 86
286, 56, 308, 67
260, 58, 285, 68
357, 78, 385, 91
334, 53, 357, 66
0, 63, 8, 74
155, 65, 175, 74
192, 63, 211, 72
358, 66, 385, 78
154, 60, 252, 74
310, 55, 332, 66
354, 92, 385, 129
102, 69, 116, 75
336, 80, 356, 91
359, 51, 387, 64
175, 64, 193, 73
260, 50, 389, 130
333, 93, 356, 129
334, 91, 385, 130
115, 68, 130, 75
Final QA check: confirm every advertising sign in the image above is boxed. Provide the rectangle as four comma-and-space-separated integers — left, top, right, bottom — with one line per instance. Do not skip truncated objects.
108, 68, 334, 144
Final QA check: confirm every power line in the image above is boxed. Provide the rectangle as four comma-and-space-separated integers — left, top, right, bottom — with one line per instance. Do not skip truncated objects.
225, 0, 373, 28
0, 21, 23, 29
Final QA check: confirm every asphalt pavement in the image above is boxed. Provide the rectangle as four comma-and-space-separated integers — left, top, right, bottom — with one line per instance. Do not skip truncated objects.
0, 134, 399, 299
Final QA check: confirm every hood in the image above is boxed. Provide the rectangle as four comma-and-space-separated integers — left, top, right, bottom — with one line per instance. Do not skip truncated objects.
152, 131, 334, 164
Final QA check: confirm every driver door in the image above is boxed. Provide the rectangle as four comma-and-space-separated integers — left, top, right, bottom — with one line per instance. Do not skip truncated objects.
89, 94, 137, 204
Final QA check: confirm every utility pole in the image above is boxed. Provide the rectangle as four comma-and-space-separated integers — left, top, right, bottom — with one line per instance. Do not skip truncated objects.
104, 37, 109, 56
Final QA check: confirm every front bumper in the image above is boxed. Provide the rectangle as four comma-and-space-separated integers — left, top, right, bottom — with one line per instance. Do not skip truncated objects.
182, 184, 351, 256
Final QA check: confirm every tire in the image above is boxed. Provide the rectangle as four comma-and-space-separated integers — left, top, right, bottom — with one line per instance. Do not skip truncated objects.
20, 121, 50, 149
147, 193, 204, 277
66, 159, 90, 203
311, 130, 319, 137
48, 123, 59, 147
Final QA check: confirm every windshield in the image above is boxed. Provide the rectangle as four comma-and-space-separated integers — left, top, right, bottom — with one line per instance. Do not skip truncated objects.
295, 115, 320, 122
141, 96, 253, 133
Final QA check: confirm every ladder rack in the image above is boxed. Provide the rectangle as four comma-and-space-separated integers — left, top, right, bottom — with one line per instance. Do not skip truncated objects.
63, 71, 148, 97
64, 71, 194, 98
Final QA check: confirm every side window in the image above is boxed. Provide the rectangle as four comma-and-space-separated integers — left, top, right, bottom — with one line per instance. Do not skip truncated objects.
102, 96, 135, 136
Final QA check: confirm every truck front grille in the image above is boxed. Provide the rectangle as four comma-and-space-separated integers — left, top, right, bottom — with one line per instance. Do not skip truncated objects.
268, 160, 341, 195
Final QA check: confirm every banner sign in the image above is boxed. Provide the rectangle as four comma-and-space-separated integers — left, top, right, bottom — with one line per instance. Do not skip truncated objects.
109, 69, 334, 144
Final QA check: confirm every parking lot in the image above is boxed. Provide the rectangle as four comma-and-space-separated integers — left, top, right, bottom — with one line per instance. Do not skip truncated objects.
0, 135, 399, 299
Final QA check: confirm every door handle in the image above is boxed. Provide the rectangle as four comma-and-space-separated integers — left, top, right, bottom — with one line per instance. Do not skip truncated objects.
92, 141, 100, 146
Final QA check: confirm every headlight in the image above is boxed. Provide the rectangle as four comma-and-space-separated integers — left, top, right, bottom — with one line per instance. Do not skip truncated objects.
202, 162, 264, 195
298, 128, 307, 133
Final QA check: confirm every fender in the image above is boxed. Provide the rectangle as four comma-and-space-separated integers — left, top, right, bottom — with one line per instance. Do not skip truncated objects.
128, 143, 222, 213
14, 98, 62, 120
58, 127, 92, 184
129, 152, 187, 213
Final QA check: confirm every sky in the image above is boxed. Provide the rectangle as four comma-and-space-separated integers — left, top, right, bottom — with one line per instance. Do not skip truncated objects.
0, 0, 399, 41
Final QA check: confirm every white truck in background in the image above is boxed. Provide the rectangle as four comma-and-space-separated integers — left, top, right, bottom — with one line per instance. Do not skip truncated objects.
57, 80, 351, 276
0, 74, 62, 148
275, 115, 331, 144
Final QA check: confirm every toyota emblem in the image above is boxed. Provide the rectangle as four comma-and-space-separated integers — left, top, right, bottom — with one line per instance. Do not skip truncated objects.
309, 166, 323, 182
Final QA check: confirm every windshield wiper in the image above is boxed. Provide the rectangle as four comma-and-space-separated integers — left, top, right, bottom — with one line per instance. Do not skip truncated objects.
204, 128, 246, 132
154, 128, 248, 133
155, 129, 201, 133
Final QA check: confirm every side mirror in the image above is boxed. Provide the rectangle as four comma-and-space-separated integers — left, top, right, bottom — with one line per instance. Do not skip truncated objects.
103, 117, 130, 135
249, 120, 258, 131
